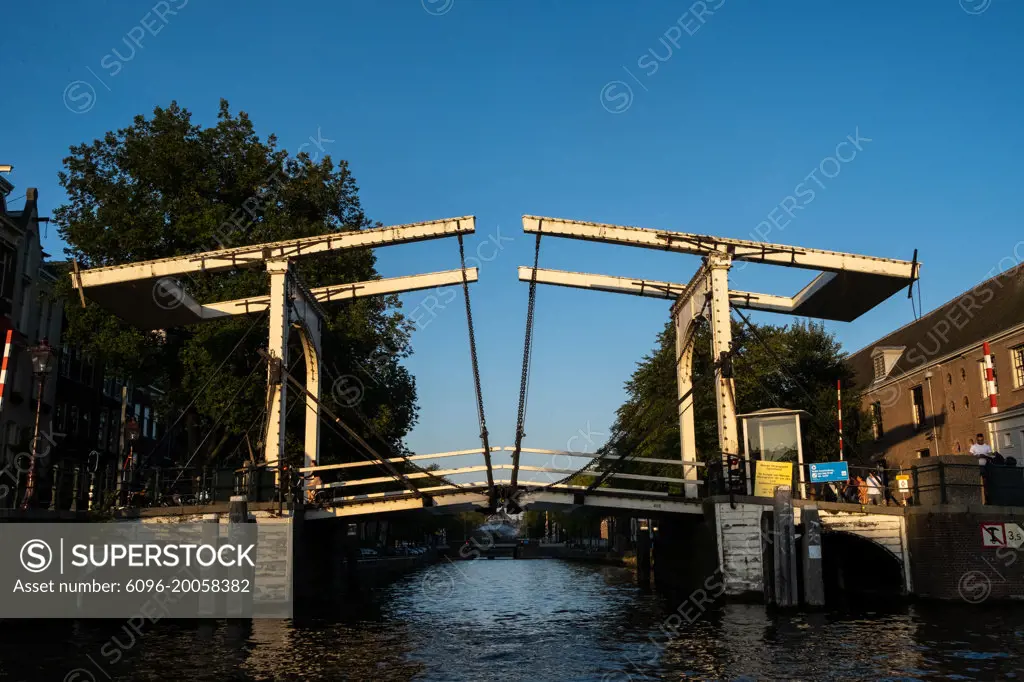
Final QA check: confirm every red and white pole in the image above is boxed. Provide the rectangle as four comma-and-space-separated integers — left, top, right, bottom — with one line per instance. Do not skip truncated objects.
837, 379, 844, 461
984, 341, 998, 414
0, 330, 14, 417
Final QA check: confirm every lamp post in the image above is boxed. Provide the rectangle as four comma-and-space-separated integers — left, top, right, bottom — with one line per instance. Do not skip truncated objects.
118, 416, 141, 505
20, 339, 56, 510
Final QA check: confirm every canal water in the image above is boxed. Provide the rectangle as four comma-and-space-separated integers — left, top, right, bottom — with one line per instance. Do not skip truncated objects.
2, 559, 1024, 681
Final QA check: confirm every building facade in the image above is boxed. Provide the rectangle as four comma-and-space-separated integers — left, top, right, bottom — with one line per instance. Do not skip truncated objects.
847, 262, 1024, 470
0, 181, 63, 507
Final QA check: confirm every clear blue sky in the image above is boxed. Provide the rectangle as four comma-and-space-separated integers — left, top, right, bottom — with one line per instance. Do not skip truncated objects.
3, 1, 1022, 480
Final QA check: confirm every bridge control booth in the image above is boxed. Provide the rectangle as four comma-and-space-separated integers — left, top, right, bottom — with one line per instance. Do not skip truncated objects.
736, 408, 810, 498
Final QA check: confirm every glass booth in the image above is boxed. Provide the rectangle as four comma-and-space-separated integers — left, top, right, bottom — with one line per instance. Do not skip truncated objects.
739, 408, 809, 498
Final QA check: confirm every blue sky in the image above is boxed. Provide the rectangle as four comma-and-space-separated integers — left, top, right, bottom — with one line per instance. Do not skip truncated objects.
2, 1, 1022, 480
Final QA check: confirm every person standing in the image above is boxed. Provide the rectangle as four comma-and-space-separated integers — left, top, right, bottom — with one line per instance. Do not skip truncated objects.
851, 475, 869, 505
866, 471, 884, 505
971, 433, 994, 465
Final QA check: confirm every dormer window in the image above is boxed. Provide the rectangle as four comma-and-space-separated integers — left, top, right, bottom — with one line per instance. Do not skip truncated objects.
871, 346, 905, 382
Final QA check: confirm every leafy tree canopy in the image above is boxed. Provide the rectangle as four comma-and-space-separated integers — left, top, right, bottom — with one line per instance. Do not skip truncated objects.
54, 100, 418, 468
598, 318, 871, 487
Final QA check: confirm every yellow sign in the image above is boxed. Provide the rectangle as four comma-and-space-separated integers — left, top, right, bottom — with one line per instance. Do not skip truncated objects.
895, 474, 910, 492
754, 460, 793, 497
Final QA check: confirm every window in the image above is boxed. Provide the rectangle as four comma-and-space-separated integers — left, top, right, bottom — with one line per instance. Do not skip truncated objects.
964, 396, 970, 409
55, 403, 66, 432
1012, 345, 1024, 389
109, 410, 120, 453
950, 401, 956, 413
871, 402, 884, 440
80, 410, 91, 440
97, 409, 108, 449
911, 385, 926, 429
59, 345, 72, 378
3, 421, 17, 452
946, 372, 952, 385
873, 355, 886, 381
955, 440, 962, 453
69, 406, 79, 436
36, 298, 48, 341
143, 407, 151, 438
1002, 432, 1015, 449
0, 247, 14, 300
18, 284, 32, 334
917, 448, 931, 458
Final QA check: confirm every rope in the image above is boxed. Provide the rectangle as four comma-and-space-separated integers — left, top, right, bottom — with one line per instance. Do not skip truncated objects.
457, 234, 495, 496
510, 231, 542, 494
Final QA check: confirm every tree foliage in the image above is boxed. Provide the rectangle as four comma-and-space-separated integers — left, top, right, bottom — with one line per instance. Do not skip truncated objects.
54, 100, 418, 468
599, 318, 871, 487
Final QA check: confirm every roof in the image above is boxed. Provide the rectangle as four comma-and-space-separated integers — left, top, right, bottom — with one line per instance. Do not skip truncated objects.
737, 407, 810, 418
847, 261, 1024, 388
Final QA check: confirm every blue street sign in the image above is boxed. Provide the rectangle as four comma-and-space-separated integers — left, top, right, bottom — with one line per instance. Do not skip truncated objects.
808, 461, 849, 483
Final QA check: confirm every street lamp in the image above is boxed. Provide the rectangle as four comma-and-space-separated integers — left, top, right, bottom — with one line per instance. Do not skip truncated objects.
117, 416, 142, 502
20, 339, 56, 510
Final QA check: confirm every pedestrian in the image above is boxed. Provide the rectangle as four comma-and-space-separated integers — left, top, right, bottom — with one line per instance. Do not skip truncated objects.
971, 433, 994, 465
866, 471, 884, 506
850, 475, 868, 505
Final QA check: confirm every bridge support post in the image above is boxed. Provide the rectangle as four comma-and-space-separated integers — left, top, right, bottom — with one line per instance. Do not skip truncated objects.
800, 505, 825, 607
264, 259, 291, 482
707, 254, 739, 467
296, 309, 322, 502
228, 495, 253, 617
772, 486, 798, 607
673, 305, 700, 498
636, 523, 651, 588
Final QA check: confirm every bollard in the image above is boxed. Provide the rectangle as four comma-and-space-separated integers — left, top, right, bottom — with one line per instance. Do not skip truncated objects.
49, 464, 60, 512
199, 514, 220, 618
800, 505, 825, 607
761, 511, 776, 605
228, 495, 253, 618
70, 466, 81, 512
772, 486, 798, 608
636, 525, 651, 589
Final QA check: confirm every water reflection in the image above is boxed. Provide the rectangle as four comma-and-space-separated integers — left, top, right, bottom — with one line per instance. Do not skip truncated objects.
1, 560, 1023, 680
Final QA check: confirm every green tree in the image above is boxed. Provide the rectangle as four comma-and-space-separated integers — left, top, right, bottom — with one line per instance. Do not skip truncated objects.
598, 318, 870, 489
54, 100, 418, 469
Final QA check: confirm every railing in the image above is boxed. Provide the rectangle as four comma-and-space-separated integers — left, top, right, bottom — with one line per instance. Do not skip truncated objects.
1, 459, 306, 513
907, 461, 1024, 506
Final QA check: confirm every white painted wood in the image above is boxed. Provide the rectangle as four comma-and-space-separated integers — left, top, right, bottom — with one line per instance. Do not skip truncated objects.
522, 215, 918, 278
202, 268, 479, 318
74, 217, 475, 287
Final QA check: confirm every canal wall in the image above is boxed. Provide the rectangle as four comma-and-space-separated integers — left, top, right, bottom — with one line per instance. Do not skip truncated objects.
907, 505, 1024, 601
706, 497, 910, 600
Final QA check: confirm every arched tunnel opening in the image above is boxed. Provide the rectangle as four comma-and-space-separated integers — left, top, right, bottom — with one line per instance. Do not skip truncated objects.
820, 531, 904, 602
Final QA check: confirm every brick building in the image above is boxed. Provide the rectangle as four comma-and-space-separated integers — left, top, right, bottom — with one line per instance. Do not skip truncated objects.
846, 262, 1024, 470
0, 179, 63, 506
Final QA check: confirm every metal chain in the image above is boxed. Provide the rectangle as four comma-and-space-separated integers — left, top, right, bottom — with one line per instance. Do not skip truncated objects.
458, 234, 495, 495
510, 232, 543, 493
